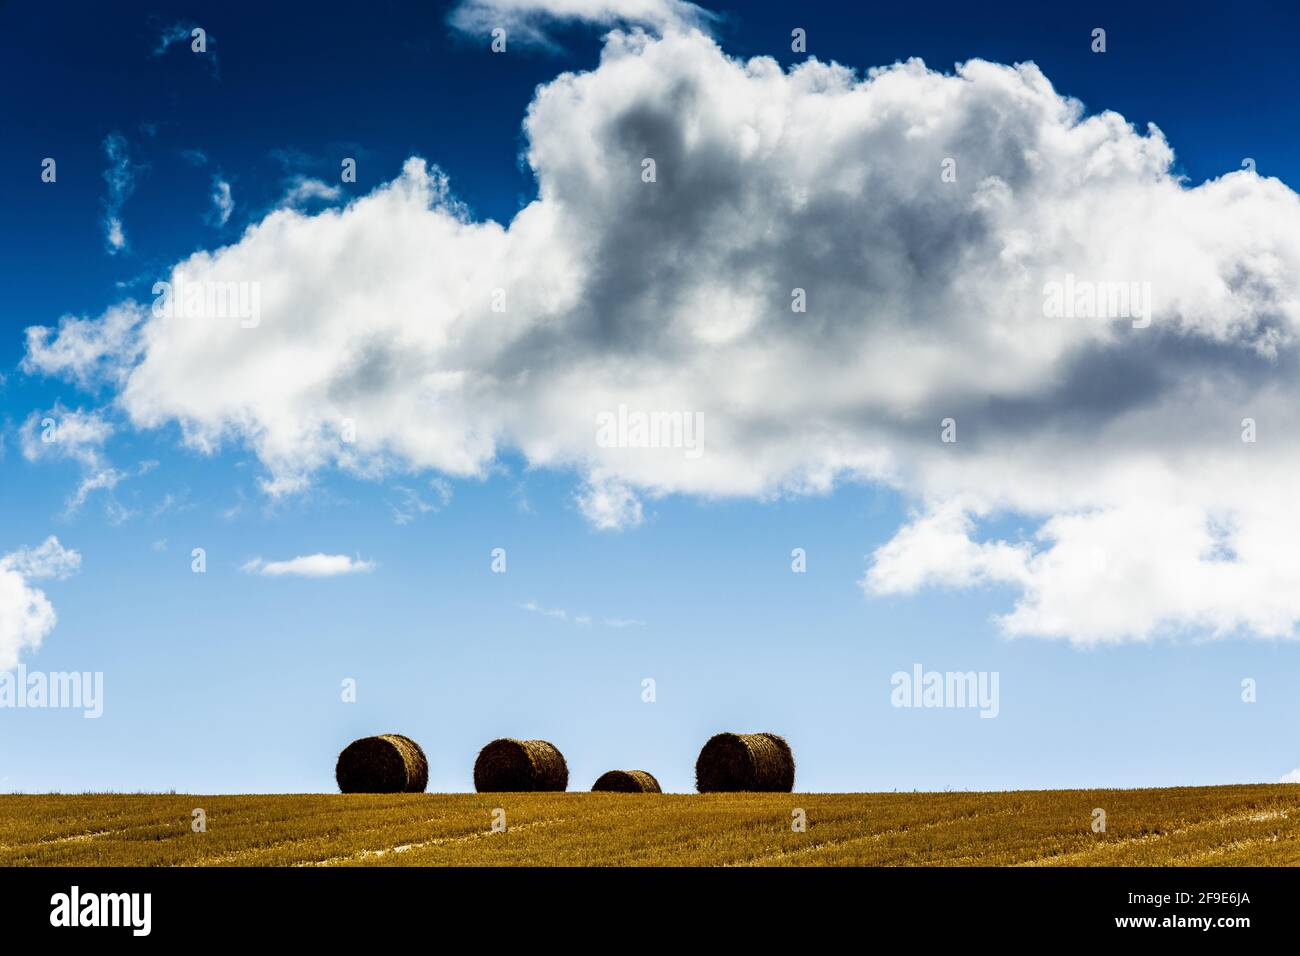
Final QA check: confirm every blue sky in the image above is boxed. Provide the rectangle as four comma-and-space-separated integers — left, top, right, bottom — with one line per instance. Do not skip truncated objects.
2, 0, 1300, 794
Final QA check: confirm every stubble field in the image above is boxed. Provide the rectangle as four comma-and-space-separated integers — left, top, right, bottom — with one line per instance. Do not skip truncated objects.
1, 784, 1297, 866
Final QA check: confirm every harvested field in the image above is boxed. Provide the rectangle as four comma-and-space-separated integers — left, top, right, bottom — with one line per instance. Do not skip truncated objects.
1, 784, 1297, 866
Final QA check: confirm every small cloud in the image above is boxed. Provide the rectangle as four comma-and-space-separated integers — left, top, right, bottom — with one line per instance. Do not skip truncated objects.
1, 537, 82, 581
448, 0, 715, 49
105, 218, 126, 252
1282, 768, 1300, 784
279, 175, 342, 209
19, 409, 155, 518
151, 491, 193, 518
0, 537, 81, 671
209, 177, 233, 226
67, 468, 127, 514
523, 602, 643, 628
522, 600, 569, 621
389, 479, 453, 525
22, 302, 146, 389
241, 553, 376, 577
66, 460, 155, 522
153, 23, 194, 55
101, 133, 143, 255
153, 22, 219, 77
20, 405, 113, 469
576, 477, 643, 531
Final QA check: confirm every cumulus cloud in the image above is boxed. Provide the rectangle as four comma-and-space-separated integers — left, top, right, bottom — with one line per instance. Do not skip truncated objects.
0, 537, 81, 672
576, 477, 644, 530
449, 0, 714, 47
24, 31, 1300, 644
241, 554, 376, 577
864, 503, 1031, 594
22, 302, 146, 388
20, 406, 113, 469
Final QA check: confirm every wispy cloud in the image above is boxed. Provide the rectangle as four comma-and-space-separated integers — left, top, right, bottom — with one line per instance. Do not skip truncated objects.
523, 601, 645, 628
523, 600, 571, 621
241, 554, 376, 577
209, 177, 233, 226
448, 0, 715, 49
101, 133, 142, 254
279, 175, 342, 209
19, 409, 153, 518
153, 22, 219, 77
389, 479, 452, 525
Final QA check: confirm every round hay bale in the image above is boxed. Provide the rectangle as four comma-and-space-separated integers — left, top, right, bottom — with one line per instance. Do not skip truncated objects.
591, 770, 661, 793
335, 734, 429, 793
695, 732, 795, 792
473, 738, 568, 792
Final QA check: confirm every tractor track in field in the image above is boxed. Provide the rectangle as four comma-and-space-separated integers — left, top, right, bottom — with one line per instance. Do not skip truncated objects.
1016, 807, 1295, 866
726, 804, 1026, 866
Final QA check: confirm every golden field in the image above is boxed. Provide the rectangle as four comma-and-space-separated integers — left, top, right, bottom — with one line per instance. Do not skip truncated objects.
1, 784, 1297, 866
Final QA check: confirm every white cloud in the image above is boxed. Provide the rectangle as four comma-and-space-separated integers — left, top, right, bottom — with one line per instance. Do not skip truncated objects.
19, 408, 154, 517
153, 22, 219, 77
449, 0, 713, 47
101, 133, 141, 254
210, 177, 233, 226
864, 503, 1031, 594
576, 477, 643, 530
20, 406, 113, 469
26, 31, 1300, 644
522, 599, 570, 620
22, 302, 146, 387
1282, 767, 1300, 784
153, 23, 195, 56
389, 478, 452, 525
241, 554, 375, 577
523, 601, 642, 627
0, 537, 81, 672
279, 176, 342, 208
1, 537, 82, 581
